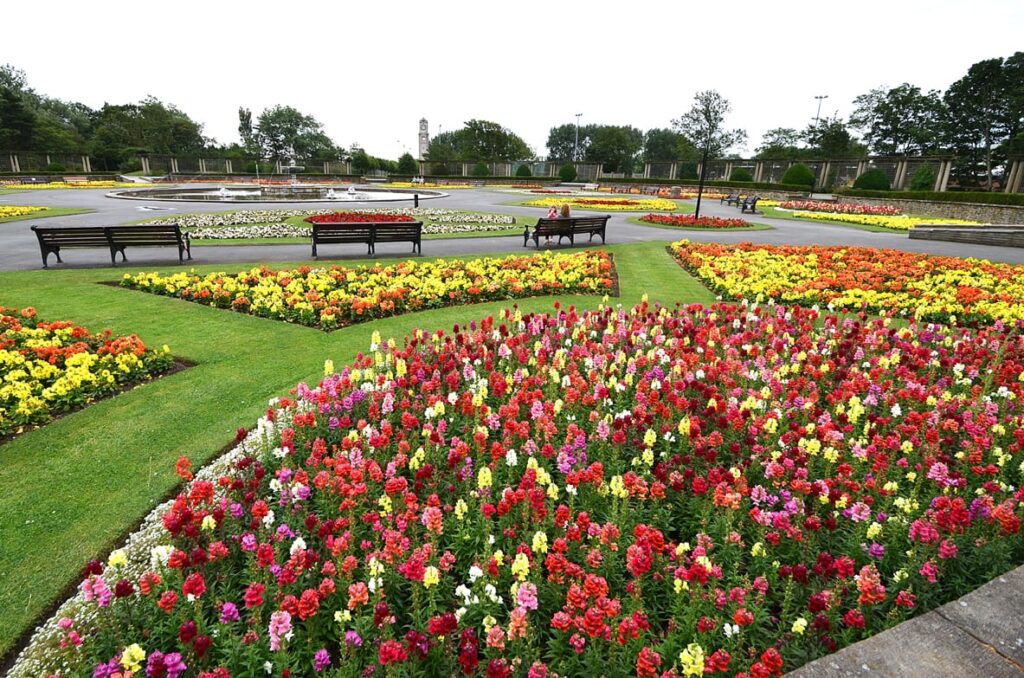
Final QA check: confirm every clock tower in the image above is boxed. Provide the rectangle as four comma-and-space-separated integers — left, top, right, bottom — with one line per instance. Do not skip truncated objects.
418, 118, 429, 159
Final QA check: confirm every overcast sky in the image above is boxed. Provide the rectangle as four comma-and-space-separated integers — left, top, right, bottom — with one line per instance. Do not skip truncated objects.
4, 0, 1022, 160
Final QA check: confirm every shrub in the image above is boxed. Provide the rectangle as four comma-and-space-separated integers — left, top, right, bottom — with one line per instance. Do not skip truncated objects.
44, 162, 66, 173
853, 168, 891, 190
516, 163, 533, 177
909, 165, 936, 191
118, 157, 143, 173
558, 163, 577, 182
780, 163, 816, 188
471, 162, 490, 177
728, 167, 753, 182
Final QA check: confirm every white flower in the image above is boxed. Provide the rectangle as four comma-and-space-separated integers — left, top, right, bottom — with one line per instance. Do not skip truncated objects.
505, 450, 518, 467
724, 623, 740, 638
469, 565, 484, 581
290, 537, 307, 556
262, 510, 275, 528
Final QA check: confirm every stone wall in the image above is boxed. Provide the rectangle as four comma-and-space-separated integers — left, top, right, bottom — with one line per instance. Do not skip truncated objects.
839, 197, 1024, 224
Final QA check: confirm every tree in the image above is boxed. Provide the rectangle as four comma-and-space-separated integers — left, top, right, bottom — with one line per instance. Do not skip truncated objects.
943, 55, 1018, 190
585, 125, 643, 173
755, 127, 804, 159
672, 90, 747, 159
471, 162, 490, 177
515, 163, 533, 177
0, 86, 35, 149
350, 148, 375, 174
254, 105, 335, 161
803, 117, 864, 158
849, 84, 945, 156
643, 128, 698, 162
455, 120, 532, 162
558, 163, 577, 182
238, 107, 257, 155
425, 131, 458, 163
673, 90, 747, 217
397, 152, 418, 175
546, 123, 586, 162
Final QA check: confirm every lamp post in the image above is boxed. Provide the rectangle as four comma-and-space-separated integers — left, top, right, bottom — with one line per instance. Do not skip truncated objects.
573, 113, 582, 162
694, 133, 711, 219
813, 95, 829, 130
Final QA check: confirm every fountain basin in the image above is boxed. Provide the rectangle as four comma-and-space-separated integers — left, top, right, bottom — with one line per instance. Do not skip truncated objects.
107, 185, 444, 203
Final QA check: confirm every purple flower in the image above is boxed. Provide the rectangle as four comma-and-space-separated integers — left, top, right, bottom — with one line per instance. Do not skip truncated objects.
314, 648, 331, 672
345, 630, 363, 647
220, 601, 240, 623
164, 653, 187, 678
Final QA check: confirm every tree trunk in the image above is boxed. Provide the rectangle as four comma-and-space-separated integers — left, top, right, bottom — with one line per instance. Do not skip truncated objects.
985, 130, 993, 191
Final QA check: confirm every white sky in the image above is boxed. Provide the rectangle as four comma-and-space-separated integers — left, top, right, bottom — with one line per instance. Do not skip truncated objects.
3, 0, 1022, 160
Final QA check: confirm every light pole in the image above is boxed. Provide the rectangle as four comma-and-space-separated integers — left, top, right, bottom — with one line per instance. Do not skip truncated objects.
813, 95, 829, 130
694, 133, 711, 219
574, 113, 582, 162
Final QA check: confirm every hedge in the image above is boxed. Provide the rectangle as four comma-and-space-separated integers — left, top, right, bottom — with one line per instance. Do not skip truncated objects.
839, 189, 1024, 207
595, 177, 813, 191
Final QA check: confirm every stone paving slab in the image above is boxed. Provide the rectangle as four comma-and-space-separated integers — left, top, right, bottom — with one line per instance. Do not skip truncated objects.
788, 565, 1024, 677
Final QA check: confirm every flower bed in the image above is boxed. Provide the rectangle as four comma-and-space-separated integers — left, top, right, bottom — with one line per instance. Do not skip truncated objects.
0, 181, 140, 190
0, 205, 48, 219
670, 240, 1024, 324
14, 300, 1024, 677
778, 201, 901, 215
304, 212, 416, 225
524, 197, 679, 211
120, 251, 615, 329
787, 211, 982, 231
0, 307, 174, 439
143, 209, 520, 240
640, 214, 752, 229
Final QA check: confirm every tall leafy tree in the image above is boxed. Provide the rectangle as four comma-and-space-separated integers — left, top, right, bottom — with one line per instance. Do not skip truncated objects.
755, 127, 804, 159
455, 120, 532, 162
0, 86, 35, 150
584, 124, 643, 173
254, 105, 336, 161
849, 84, 945, 156
546, 123, 586, 162
803, 117, 865, 158
943, 54, 1024, 189
643, 128, 698, 162
427, 120, 532, 162
671, 90, 747, 158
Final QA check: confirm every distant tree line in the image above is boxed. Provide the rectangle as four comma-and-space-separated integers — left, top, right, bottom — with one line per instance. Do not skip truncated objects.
3, 53, 1022, 187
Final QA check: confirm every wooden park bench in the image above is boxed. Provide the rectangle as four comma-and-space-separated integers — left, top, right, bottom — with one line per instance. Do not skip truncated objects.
31, 224, 191, 268
740, 196, 759, 214
523, 215, 610, 248
311, 221, 423, 257
721, 193, 742, 206
19, 177, 50, 185
63, 176, 89, 184
107, 225, 191, 264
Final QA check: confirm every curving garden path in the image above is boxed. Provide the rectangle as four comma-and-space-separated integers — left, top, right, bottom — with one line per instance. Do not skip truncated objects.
1, 186, 1024, 271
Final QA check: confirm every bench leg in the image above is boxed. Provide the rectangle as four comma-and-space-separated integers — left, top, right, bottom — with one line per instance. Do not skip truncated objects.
368, 243, 373, 256
312, 242, 317, 258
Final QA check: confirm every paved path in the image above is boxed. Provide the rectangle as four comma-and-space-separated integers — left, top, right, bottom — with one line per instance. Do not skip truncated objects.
789, 564, 1024, 677
3, 187, 1024, 270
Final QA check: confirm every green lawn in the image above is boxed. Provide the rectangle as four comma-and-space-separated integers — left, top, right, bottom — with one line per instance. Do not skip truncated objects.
0, 207, 93, 224
759, 206, 906, 234
0, 241, 713, 660
625, 215, 772, 232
